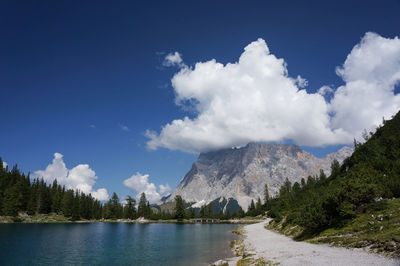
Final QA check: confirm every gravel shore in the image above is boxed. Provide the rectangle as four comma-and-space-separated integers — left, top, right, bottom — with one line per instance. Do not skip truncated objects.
226, 221, 399, 266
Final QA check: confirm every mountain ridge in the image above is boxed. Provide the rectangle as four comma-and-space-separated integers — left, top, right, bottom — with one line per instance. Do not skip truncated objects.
167, 143, 353, 210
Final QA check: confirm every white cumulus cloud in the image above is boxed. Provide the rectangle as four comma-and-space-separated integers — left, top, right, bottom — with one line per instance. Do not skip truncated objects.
147, 33, 400, 153
2, 161, 7, 168
34, 153, 109, 201
123, 172, 170, 203
329, 32, 400, 140
163, 51, 185, 68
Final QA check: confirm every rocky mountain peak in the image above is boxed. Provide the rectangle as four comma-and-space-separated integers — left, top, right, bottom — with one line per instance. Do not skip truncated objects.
168, 143, 353, 210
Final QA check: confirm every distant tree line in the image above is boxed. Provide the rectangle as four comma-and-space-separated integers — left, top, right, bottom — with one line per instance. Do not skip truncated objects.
0, 160, 155, 220
0, 164, 103, 219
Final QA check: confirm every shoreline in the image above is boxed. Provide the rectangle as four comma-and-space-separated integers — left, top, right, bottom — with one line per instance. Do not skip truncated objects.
0, 214, 261, 224
217, 220, 400, 266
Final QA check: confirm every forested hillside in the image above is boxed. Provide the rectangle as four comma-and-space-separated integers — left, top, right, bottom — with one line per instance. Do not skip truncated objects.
265, 111, 400, 255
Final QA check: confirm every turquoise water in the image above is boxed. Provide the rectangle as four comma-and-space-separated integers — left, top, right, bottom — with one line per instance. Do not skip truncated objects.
0, 223, 239, 265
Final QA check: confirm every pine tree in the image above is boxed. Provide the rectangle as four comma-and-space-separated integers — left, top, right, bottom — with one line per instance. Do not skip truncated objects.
123, 196, 136, 219
188, 206, 195, 218
137, 192, 147, 218
264, 183, 270, 204
174, 195, 186, 221
200, 205, 205, 218
292, 182, 301, 194
61, 189, 74, 217
300, 178, 306, 187
102, 201, 111, 219
330, 160, 341, 178
145, 202, 151, 219
319, 169, 327, 182
79, 194, 92, 219
2, 185, 23, 216
256, 197, 262, 215
207, 202, 213, 218
0, 157, 4, 172
110, 192, 121, 219
38, 179, 51, 214
237, 206, 245, 218
51, 180, 61, 213
103, 192, 123, 219
248, 200, 256, 216
20, 174, 31, 210
71, 190, 80, 220
93, 200, 102, 219
27, 186, 38, 215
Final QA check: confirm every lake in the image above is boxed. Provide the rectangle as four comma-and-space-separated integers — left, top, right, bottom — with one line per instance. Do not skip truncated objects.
0, 223, 239, 265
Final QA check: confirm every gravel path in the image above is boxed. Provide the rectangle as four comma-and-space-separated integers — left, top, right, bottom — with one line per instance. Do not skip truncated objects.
236, 221, 399, 266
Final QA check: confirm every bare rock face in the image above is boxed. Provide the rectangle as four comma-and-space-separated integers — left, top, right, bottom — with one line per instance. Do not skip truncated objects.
169, 143, 353, 210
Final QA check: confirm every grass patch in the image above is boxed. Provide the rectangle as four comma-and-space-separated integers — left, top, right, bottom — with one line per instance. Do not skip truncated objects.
241, 216, 265, 220
232, 239, 245, 256
236, 257, 278, 266
213, 262, 228, 266
233, 226, 245, 235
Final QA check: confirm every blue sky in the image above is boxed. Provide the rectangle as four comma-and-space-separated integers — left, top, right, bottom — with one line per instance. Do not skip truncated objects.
1, 0, 400, 202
